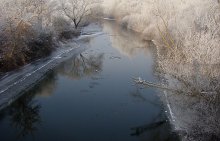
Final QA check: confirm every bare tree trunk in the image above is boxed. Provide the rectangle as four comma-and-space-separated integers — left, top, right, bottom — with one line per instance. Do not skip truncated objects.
73, 19, 78, 29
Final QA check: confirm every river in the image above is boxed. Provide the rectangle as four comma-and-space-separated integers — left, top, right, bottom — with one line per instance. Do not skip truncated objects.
0, 21, 180, 141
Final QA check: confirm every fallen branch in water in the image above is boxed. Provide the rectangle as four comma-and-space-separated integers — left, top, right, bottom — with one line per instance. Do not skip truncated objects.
132, 77, 217, 96
132, 77, 178, 92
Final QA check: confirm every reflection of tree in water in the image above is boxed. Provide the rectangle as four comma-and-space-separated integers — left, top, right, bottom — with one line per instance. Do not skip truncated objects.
34, 72, 57, 97
130, 86, 147, 102
9, 93, 41, 139
130, 86, 161, 107
102, 21, 152, 57
2, 72, 56, 139
0, 53, 103, 139
57, 53, 104, 79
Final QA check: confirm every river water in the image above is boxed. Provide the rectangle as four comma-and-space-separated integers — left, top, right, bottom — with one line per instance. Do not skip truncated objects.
0, 21, 179, 141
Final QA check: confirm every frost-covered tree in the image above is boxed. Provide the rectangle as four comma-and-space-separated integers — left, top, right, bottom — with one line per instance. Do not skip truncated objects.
60, 0, 98, 29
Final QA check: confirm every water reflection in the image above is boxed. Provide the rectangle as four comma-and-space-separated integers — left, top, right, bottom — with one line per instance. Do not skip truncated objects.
130, 87, 147, 102
0, 72, 57, 140
154, 45, 220, 140
130, 86, 163, 108
131, 121, 166, 136
0, 52, 105, 140
9, 94, 41, 139
129, 89, 179, 141
35, 72, 57, 97
102, 21, 154, 57
130, 121, 180, 141
57, 53, 104, 79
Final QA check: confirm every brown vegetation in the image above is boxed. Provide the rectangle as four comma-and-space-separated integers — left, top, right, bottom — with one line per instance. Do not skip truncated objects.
0, 0, 100, 73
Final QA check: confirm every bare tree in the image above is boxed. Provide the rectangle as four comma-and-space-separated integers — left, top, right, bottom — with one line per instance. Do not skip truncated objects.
60, 0, 97, 29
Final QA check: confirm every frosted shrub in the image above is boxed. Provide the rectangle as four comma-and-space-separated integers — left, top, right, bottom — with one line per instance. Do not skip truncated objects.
0, 0, 55, 72
52, 16, 74, 39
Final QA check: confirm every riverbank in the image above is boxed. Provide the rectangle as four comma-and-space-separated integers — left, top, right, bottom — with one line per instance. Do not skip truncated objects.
0, 22, 103, 111
0, 29, 82, 74
0, 41, 83, 111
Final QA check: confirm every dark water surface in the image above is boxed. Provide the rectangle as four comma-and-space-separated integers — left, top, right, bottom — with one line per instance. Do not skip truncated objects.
0, 22, 179, 141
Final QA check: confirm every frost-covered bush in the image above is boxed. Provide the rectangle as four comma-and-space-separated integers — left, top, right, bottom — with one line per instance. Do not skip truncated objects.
53, 17, 71, 33
52, 16, 75, 39
0, 0, 57, 72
